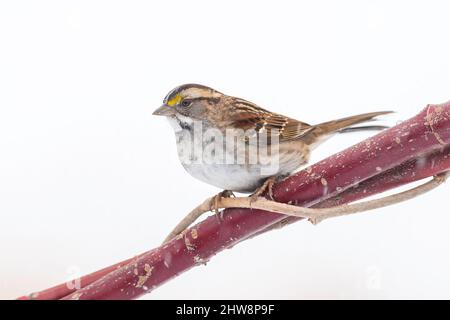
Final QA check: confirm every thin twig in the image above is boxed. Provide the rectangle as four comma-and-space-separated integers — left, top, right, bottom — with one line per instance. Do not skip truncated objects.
163, 171, 449, 243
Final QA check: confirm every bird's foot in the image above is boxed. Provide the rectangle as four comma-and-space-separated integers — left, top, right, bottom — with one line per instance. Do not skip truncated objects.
250, 176, 277, 203
209, 190, 235, 215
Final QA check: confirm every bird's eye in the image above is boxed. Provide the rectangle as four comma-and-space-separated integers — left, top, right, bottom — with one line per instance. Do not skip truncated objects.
181, 99, 192, 107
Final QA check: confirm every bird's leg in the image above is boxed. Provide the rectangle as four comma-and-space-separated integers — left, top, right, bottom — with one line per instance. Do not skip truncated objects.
250, 176, 277, 203
209, 190, 235, 215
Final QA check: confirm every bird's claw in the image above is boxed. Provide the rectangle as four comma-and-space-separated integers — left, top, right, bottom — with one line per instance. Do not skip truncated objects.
209, 190, 235, 215
249, 177, 276, 204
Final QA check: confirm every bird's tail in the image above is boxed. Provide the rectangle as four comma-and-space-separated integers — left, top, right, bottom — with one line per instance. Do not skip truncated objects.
303, 111, 393, 148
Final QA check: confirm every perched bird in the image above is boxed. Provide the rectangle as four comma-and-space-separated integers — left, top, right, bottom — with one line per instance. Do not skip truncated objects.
153, 84, 391, 196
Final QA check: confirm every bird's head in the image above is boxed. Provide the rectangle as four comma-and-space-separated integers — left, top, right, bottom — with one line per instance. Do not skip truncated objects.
153, 84, 223, 121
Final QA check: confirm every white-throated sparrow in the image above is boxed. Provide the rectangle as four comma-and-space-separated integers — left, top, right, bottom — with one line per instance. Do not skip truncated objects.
153, 84, 391, 194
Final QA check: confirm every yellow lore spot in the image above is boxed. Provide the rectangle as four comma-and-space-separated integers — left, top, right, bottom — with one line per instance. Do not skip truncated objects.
167, 94, 182, 106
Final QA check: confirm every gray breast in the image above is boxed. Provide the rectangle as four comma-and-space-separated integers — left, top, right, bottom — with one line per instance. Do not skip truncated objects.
171, 123, 306, 192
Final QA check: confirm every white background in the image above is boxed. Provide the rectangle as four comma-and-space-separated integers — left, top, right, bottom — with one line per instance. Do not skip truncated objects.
1, 0, 449, 299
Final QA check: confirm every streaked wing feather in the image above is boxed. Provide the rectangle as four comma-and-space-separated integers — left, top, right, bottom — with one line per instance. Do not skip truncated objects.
229, 98, 312, 142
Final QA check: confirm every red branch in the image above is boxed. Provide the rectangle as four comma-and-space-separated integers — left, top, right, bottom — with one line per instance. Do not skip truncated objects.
19, 102, 450, 300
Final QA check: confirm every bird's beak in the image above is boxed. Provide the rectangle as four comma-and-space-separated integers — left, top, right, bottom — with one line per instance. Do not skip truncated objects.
152, 104, 176, 116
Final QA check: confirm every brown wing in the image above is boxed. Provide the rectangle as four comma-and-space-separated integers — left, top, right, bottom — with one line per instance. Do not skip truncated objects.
226, 97, 313, 143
